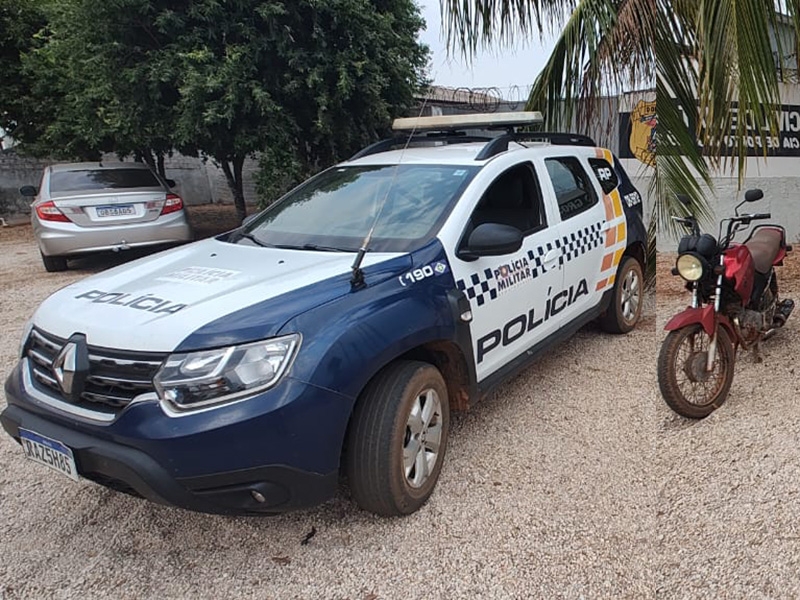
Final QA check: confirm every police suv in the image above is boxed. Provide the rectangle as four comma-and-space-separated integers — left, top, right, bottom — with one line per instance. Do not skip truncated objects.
2, 113, 646, 516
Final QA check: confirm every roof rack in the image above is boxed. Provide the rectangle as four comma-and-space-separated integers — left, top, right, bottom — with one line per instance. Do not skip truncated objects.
349, 133, 492, 161
474, 131, 597, 161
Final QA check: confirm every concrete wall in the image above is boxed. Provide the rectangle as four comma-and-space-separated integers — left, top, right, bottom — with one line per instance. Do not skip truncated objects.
659, 162, 800, 250
659, 82, 800, 250
0, 152, 260, 218
0, 155, 50, 217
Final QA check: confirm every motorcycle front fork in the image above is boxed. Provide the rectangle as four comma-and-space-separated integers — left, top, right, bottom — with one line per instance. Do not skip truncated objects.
701, 255, 725, 373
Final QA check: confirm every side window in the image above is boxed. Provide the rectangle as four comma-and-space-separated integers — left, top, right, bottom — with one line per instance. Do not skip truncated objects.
468, 162, 546, 236
545, 157, 599, 221
587, 158, 619, 194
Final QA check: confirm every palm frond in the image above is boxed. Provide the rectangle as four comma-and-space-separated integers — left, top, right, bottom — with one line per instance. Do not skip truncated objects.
441, 0, 576, 58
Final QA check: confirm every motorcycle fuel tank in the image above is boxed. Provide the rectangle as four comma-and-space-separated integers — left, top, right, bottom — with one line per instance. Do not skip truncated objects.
723, 244, 756, 302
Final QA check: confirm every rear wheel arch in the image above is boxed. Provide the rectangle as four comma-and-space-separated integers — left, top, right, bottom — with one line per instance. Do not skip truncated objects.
624, 240, 646, 270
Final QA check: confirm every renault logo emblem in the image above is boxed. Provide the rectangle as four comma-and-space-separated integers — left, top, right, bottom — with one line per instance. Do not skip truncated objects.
52, 334, 90, 402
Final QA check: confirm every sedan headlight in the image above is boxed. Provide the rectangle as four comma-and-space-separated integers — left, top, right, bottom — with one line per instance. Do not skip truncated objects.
676, 253, 706, 282
154, 334, 300, 410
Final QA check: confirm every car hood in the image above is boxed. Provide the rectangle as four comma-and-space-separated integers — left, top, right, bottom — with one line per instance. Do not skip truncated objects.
32, 238, 409, 352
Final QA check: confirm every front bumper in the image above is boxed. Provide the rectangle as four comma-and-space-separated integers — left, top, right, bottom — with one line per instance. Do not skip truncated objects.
2, 363, 350, 515
34, 211, 193, 258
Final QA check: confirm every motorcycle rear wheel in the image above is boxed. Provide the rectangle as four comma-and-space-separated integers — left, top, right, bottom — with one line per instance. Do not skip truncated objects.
657, 324, 735, 419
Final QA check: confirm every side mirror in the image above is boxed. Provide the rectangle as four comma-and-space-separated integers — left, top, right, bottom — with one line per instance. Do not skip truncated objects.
19, 185, 38, 197
165, 178, 177, 188
676, 194, 691, 206
459, 223, 523, 261
744, 189, 763, 202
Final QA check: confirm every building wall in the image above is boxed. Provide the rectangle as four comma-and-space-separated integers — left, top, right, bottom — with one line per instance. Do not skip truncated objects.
659, 83, 800, 250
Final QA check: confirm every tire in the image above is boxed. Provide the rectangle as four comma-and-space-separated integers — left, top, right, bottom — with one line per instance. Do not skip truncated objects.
345, 360, 450, 516
657, 324, 735, 419
41, 253, 68, 272
599, 256, 644, 334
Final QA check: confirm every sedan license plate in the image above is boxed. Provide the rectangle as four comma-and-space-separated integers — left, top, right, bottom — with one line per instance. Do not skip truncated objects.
96, 205, 135, 218
19, 429, 79, 481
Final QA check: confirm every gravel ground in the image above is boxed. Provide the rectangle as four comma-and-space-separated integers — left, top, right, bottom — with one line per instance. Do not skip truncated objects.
0, 215, 659, 599
655, 251, 800, 598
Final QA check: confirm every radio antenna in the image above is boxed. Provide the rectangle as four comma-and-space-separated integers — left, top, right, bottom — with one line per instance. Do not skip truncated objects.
350, 91, 433, 289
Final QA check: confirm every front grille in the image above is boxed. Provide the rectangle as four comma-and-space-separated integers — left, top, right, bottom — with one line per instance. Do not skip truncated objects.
26, 328, 166, 414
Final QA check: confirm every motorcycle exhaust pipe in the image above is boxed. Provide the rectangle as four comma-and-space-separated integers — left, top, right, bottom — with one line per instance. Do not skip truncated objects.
772, 299, 795, 329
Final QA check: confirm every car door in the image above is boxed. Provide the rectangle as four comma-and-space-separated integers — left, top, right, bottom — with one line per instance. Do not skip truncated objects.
540, 154, 613, 321
448, 161, 565, 382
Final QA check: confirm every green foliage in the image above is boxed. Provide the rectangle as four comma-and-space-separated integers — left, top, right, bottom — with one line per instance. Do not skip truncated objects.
0, 0, 46, 142
3, 0, 428, 221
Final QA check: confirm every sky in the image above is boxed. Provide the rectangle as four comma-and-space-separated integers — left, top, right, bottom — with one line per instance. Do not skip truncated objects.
417, 2, 559, 101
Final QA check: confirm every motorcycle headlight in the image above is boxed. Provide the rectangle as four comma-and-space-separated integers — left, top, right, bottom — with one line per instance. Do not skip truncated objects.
676, 253, 706, 282
154, 334, 300, 411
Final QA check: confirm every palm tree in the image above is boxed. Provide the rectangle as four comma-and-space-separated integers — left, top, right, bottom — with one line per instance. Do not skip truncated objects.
441, 0, 800, 240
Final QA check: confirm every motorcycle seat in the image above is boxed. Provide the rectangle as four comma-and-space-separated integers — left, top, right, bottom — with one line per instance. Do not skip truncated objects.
745, 227, 784, 274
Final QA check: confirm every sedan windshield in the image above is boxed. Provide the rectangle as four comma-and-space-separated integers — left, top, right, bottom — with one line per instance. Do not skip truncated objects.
239, 164, 479, 253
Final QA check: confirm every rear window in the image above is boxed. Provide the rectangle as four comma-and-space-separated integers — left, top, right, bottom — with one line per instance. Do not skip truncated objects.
50, 168, 161, 192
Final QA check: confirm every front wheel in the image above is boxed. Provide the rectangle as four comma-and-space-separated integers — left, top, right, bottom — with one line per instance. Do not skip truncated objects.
345, 360, 449, 516
657, 324, 735, 419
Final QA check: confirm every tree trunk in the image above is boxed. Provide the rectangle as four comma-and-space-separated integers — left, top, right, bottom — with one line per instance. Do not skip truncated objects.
220, 156, 247, 223
140, 150, 156, 171
156, 153, 166, 178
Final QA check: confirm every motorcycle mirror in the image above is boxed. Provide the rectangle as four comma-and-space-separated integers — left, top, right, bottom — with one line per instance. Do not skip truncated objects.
744, 189, 763, 203
676, 194, 691, 206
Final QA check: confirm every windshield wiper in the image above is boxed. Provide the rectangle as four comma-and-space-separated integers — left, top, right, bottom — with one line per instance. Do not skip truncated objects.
272, 243, 358, 253
234, 230, 271, 248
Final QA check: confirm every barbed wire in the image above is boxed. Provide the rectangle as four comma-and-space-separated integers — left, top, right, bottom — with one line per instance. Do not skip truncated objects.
422, 84, 533, 112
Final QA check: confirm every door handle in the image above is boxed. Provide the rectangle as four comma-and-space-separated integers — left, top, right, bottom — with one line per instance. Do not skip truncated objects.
544, 249, 560, 263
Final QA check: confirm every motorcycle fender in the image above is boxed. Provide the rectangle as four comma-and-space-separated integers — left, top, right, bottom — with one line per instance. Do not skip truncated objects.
664, 305, 735, 340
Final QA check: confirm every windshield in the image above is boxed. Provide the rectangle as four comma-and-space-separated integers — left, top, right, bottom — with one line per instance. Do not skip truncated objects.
50, 168, 162, 193
239, 164, 479, 253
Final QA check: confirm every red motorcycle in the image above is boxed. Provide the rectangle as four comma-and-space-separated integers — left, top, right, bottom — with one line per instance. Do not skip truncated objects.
658, 189, 794, 418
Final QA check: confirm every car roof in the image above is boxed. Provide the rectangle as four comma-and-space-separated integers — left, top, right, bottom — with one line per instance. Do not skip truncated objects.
342, 141, 600, 167
48, 162, 153, 173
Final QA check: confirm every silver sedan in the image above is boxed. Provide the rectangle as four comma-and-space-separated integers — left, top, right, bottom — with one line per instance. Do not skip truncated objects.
22, 162, 193, 272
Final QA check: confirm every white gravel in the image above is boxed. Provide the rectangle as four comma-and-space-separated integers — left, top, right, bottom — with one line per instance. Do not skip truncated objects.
1, 225, 658, 599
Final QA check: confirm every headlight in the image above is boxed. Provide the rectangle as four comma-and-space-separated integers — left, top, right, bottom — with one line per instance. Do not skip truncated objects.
676, 253, 705, 281
154, 334, 300, 410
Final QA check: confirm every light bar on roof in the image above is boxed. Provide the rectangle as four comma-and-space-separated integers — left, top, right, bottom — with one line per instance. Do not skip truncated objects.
392, 111, 544, 132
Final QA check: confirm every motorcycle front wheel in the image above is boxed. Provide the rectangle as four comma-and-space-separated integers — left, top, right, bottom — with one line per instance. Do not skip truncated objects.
657, 324, 735, 419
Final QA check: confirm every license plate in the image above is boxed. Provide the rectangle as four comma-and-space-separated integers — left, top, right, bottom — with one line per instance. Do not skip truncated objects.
96, 205, 135, 218
19, 429, 79, 481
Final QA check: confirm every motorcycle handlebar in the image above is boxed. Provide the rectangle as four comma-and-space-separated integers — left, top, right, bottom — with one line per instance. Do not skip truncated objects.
751, 213, 772, 219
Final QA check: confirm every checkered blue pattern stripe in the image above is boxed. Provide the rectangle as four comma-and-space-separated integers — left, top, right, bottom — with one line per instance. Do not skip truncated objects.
527, 239, 561, 276
455, 220, 604, 305
456, 268, 497, 307
561, 222, 603, 263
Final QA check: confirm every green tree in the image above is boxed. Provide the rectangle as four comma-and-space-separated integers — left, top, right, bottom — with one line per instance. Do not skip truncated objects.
13, 0, 178, 167
0, 0, 46, 144
166, 0, 428, 215
9, 0, 428, 222
441, 0, 800, 237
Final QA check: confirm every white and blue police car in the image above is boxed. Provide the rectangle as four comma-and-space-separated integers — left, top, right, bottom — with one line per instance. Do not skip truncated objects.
2, 113, 646, 516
